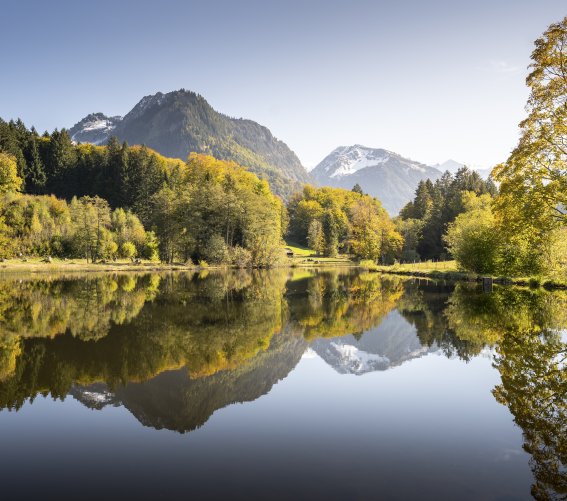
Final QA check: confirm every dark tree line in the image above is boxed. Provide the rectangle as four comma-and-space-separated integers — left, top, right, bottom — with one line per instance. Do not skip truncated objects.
0, 118, 184, 215
398, 168, 497, 260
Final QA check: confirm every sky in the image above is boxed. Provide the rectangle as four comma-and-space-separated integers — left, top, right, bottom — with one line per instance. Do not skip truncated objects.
1, 0, 565, 169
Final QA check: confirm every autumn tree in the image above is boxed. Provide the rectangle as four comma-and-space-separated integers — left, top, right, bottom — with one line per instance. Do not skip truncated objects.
494, 16, 567, 229
444, 192, 500, 274
0, 152, 23, 194
307, 219, 325, 255
288, 184, 402, 261
70, 196, 112, 262
349, 197, 384, 261
490, 17, 567, 279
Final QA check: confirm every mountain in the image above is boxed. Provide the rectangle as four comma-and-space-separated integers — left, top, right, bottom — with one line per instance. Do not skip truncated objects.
68, 112, 122, 145
311, 145, 442, 214
70, 324, 307, 433
432, 159, 493, 180
310, 310, 438, 375
69, 89, 311, 199
432, 159, 465, 174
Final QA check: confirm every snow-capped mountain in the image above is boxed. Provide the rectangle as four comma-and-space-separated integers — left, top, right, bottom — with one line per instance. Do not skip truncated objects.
310, 310, 439, 375
311, 145, 442, 214
69, 112, 122, 145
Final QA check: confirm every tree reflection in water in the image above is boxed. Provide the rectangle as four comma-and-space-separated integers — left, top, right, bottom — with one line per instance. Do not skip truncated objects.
0, 271, 564, 498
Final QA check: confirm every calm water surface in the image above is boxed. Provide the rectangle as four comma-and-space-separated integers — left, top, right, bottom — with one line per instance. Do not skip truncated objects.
0, 270, 564, 500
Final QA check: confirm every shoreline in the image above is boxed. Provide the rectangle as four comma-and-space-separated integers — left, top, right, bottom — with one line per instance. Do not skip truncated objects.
1, 259, 565, 290
371, 267, 567, 290
0, 258, 359, 275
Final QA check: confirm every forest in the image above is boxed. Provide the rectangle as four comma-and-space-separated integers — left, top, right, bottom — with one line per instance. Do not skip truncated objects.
0, 120, 404, 267
0, 16, 565, 277
0, 126, 287, 266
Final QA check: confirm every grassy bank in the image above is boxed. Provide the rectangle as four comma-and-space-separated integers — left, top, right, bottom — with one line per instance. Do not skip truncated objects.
0, 257, 202, 274
370, 261, 567, 290
285, 243, 356, 267
0, 245, 358, 274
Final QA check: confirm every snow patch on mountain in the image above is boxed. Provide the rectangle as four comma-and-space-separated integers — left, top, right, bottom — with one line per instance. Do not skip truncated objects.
312, 145, 442, 214
69, 383, 118, 410
83, 118, 114, 132
320, 145, 428, 180
69, 112, 122, 145
326, 342, 391, 374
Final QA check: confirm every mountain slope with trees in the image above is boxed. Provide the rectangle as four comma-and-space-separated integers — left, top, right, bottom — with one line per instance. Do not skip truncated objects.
69, 89, 311, 200
0, 120, 286, 266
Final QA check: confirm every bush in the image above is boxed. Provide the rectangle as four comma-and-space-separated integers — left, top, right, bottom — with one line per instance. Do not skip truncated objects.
444, 193, 499, 274
229, 245, 252, 268
202, 235, 228, 264
120, 241, 137, 259
359, 259, 378, 271
142, 231, 159, 261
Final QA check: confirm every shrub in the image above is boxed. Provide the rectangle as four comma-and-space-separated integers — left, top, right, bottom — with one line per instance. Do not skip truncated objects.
229, 245, 252, 268
120, 241, 137, 260
202, 235, 228, 264
142, 231, 159, 261
359, 259, 378, 271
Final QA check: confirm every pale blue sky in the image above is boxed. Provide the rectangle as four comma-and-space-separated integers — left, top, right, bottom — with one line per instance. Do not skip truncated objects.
1, 0, 565, 168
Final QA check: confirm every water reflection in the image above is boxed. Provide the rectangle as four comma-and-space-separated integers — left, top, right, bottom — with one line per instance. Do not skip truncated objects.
0, 270, 565, 498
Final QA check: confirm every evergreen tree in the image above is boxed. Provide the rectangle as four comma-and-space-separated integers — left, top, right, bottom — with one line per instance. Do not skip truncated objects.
400, 168, 498, 260
23, 136, 46, 193
46, 129, 77, 196
352, 183, 364, 195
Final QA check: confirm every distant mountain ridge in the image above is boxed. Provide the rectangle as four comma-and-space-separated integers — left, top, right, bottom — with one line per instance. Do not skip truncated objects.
432, 159, 466, 174
311, 145, 442, 214
68, 92, 488, 208
69, 89, 311, 199
432, 159, 492, 179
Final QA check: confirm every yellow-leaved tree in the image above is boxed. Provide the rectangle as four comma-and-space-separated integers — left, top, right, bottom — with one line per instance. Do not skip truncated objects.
0, 152, 23, 194
493, 16, 567, 277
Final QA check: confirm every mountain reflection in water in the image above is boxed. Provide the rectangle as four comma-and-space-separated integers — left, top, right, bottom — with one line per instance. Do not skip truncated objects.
0, 270, 564, 499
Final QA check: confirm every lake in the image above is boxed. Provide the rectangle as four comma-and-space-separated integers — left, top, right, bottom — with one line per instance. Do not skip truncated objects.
0, 270, 564, 500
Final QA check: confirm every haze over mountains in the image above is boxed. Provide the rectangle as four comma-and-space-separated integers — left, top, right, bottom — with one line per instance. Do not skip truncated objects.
432, 159, 492, 180
69, 89, 487, 213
